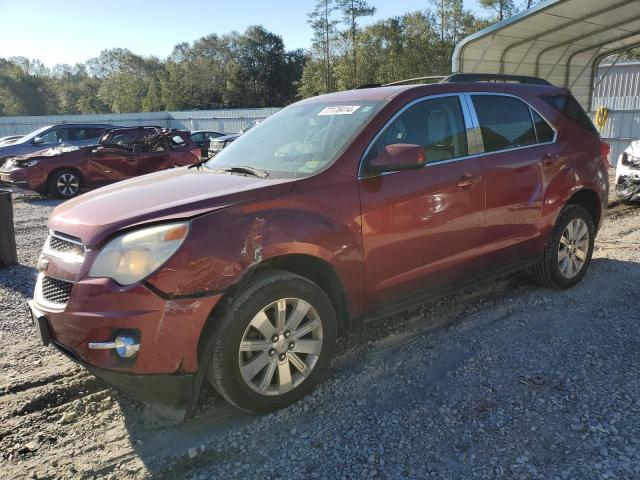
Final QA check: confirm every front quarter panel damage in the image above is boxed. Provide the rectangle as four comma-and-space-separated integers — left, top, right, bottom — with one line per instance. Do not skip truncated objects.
145, 174, 365, 315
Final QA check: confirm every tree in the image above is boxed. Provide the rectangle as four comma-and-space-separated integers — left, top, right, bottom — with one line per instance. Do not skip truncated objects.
307, 0, 339, 93
478, 0, 515, 21
337, 0, 376, 88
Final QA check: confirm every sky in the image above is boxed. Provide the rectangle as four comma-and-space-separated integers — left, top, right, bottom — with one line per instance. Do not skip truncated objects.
0, 0, 484, 68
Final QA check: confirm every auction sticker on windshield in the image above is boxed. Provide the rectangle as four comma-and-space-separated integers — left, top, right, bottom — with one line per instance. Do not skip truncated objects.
318, 105, 361, 116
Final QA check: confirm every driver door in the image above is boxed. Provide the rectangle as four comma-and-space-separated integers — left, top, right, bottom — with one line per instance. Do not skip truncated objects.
86, 147, 139, 186
358, 94, 486, 308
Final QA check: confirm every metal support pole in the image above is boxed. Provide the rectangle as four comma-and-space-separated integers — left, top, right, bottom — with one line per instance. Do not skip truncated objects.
0, 190, 18, 268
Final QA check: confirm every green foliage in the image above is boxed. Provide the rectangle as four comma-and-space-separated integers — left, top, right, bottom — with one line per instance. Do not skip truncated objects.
299, 2, 488, 97
0, 4, 495, 116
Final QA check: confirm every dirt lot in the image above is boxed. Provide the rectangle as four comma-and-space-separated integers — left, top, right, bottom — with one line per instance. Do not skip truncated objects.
1, 177, 639, 480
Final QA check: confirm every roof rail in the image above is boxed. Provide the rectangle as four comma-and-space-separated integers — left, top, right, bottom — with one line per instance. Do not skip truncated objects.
355, 75, 448, 89
442, 73, 552, 86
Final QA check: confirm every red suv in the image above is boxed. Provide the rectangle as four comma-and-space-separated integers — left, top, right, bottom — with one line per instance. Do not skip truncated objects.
29, 75, 609, 413
1, 127, 200, 198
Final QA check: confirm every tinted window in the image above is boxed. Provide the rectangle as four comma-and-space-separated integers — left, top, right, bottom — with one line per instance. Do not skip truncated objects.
68, 127, 105, 141
472, 95, 536, 153
191, 133, 205, 142
367, 96, 468, 165
38, 128, 67, 144
540, 94, 598, 134
205, 132, 223, 140
532, 110, 554, 143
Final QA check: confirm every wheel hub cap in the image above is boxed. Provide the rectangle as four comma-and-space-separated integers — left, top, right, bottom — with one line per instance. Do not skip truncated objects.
57, 174, 79, 196
558, 218, 589, 279
238, 298, 323, 396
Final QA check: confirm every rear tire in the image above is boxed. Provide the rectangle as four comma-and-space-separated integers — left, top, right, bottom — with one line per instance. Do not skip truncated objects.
528, 204, 594, 289
205, 271, 337, 413
48, 169, 82, 199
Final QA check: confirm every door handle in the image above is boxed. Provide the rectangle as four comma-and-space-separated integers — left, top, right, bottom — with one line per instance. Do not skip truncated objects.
457, 174, 482, 188
542, 153, 559, 166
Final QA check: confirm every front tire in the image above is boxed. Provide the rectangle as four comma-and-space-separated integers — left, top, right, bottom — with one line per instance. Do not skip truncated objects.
528, 204, 595, 289
48, 169, 82, 199
206, 271, 337, 413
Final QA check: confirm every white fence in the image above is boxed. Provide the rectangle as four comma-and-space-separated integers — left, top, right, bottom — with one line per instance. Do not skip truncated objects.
0, 108, 281, 137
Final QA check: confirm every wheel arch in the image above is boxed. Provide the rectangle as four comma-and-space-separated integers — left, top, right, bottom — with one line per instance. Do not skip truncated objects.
565, 188, 602, 230
196, 253, 350, 365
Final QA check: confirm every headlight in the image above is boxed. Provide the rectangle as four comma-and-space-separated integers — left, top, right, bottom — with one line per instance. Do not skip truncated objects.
89, 222, 190, 285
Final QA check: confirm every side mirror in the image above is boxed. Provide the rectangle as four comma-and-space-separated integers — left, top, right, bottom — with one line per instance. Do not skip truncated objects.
368, 144, 427, 172
32, 136, 44, 145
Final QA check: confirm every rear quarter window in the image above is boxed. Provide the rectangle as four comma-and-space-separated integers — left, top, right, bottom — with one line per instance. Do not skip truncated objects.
540, 94, 598, 135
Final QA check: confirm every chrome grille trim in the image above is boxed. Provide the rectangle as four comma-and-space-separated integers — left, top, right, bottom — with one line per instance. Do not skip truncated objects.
43, 231, 85, 263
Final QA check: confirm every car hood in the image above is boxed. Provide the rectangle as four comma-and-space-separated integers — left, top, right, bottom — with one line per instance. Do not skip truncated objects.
49, 167, 295, 248
0, 142, 30, 159
15, 144, 82, 161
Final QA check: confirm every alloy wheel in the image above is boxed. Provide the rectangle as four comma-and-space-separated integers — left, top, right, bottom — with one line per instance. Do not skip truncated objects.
558, 218, 589, 279
238, 298, 323, 396
57, 173, 79, 197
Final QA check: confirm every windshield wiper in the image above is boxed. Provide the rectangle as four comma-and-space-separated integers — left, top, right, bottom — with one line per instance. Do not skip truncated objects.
214, 166, 270, 178
188, 158, 209, 169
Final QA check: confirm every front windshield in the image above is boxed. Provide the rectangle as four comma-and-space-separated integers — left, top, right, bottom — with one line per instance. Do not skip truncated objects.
205, 100, 384, 178
15, 125, 52, 144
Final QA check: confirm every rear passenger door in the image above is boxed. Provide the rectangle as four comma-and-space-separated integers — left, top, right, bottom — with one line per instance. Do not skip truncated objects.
469, 93, 557, 268
358, 94, 486, 308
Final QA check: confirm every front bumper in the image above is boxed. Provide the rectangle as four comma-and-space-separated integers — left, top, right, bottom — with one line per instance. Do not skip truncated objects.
0, 168, 46, 193
30, 274, 222, 406
54, 340, 196, 407
616, 175, 640, 202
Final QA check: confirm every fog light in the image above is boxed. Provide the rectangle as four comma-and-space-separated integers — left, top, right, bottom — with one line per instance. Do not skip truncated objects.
115, 336, 139, 358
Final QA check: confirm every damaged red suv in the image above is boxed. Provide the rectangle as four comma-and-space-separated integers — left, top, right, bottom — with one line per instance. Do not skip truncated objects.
1, 127, 199, 198
29, 75, 609, 413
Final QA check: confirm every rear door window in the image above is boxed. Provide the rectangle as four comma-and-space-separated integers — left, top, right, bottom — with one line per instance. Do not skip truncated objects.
471, 95, 536, 153
367, 95, 468, 165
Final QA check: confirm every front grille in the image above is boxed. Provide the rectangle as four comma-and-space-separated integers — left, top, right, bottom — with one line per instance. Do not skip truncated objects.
45, 232, 85, 262
41, 276, 73, 305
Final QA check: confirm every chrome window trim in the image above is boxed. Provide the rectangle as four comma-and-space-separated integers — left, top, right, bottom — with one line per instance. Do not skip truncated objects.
358, 93, 474, 178
358, 91, 558, 178
467, 92, 558, 153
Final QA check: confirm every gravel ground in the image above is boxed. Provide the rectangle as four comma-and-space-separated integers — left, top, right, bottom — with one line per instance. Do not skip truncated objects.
1, 173, 639, 480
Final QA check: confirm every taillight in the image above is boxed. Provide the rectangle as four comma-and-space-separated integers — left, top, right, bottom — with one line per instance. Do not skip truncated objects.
599, 141, 611, 169
190, 148, 201, 159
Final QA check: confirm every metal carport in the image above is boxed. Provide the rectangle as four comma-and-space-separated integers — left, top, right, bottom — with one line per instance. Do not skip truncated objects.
452, 0, 640, 110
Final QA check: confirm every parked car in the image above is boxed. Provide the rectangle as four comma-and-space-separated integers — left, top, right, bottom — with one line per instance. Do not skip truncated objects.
190, 131, 225, 158
29, 75, 608, 414
1, 127, 200, 198
207, 119, 262, 157
0, 135, 23, 146
0, 124, 116, 162
615, 139, 640, 202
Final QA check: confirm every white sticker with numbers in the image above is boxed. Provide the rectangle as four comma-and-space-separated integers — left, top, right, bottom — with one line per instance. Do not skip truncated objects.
318, 105, 361, 116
